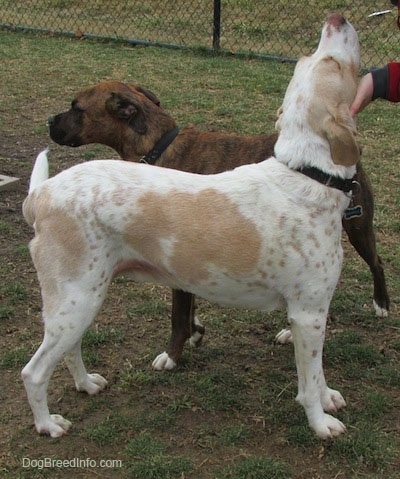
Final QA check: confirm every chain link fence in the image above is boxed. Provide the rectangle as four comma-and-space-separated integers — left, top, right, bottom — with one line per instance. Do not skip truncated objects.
1, 0, 398, 69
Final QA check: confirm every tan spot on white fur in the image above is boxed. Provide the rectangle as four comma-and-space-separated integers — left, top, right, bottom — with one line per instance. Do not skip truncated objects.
27, 195, 87, 316
123, 188, 261, 282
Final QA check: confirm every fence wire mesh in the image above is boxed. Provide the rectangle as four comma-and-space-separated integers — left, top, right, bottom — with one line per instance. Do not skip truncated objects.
0, 0, 398, 68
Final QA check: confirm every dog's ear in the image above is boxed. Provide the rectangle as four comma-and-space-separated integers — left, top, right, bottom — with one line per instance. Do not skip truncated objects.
322, 104, 361, 166
275, 105, 283, 131
105, 92, 147, 134
136, 85, 161, 107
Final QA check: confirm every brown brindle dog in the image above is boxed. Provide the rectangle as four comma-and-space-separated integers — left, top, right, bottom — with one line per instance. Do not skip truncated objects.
48, 81, 389, 370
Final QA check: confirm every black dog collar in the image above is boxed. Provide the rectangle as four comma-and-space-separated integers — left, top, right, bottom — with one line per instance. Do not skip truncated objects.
140, 127, 180, 165
296, 166, 357, 193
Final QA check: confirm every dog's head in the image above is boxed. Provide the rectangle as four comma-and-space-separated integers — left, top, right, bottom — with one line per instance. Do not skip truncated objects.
48, 81, 165, 151
275, 13, 361, 170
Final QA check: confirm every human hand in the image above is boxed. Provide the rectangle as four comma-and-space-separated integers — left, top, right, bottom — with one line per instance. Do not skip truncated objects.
350, 72, 374, 117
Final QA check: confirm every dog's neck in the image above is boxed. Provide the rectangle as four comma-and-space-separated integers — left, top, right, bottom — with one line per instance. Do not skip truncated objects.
295, 165, 356, 193
274, 128, 357, 181
117, 104, 179, 162
140, 127, 180, 165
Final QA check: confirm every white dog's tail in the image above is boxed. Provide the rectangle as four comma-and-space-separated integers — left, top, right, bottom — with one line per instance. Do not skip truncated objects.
29, 148, 49, 194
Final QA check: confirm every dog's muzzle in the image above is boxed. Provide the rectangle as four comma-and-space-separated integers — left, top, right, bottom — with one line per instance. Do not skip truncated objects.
48, 113, 84, 147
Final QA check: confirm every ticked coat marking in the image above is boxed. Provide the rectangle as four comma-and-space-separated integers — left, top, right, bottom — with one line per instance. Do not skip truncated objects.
23, 13, 360, 440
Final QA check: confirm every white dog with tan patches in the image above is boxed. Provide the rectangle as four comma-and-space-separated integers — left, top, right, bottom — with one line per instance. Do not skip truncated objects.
22, 13, 360, 439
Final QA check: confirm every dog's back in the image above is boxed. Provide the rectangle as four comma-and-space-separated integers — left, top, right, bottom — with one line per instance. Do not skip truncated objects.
25, 152, 345, 312
159, 128, 278, 174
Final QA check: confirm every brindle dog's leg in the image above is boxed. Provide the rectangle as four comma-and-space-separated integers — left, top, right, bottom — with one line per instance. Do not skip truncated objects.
152, 290, 205, 370
342, 163, 389, 316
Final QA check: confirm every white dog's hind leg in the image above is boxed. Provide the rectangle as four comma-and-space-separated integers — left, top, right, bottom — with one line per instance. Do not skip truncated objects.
65, 340, 108, 394
22, 331, 77, 438
289, 311, 346, 439
22, 288, 107, 437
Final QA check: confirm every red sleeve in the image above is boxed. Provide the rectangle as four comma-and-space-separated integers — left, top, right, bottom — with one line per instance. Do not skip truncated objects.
387, 62, 400, 102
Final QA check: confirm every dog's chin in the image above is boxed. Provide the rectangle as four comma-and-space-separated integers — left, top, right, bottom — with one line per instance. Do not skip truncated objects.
62, 140, 83, 148
49, 130, 83, 147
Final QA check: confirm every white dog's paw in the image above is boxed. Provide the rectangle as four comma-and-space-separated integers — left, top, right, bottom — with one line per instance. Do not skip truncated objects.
36, 414, 72, 438
322, 387, 346, 413
152, 352, 177, 371
76, 373, 108, 395
373, 300, 388, 318
189, 316, 205, 347
313, 414, 347, 439
275, 328, 293, 344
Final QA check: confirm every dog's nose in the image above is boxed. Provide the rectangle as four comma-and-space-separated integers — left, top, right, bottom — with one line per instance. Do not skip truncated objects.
326, 13, 346, 28
48, 115, 55, 125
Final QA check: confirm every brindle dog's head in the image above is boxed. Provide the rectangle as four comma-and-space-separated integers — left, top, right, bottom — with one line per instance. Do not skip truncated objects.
48, 81, 175, 159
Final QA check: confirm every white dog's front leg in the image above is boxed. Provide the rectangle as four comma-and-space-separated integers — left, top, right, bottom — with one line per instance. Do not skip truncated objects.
275, 328, 293, 344
290, 313, 346, 439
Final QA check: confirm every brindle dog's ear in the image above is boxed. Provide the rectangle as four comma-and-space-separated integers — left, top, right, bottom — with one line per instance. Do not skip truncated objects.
105, 92, 147, 134
136, 85, 161, 107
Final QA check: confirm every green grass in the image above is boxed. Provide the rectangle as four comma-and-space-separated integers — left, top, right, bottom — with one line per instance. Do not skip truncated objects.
0, 305, 14, 320
126, 298, 168, 321
125, 433, 166, 456
125, 434, 193, 478
1, 347, 30, 368
220, 456, 291, 479
329, 424, 397, 472
0, 220, 12, 234
325, 330, 383, 367
83, 326, 124, 347
81, 325, 125, 366
0, 282, 28, 320
220, 424, 252, 446
118, 369, 155, 389
1, 283, 27, 304
84, 415, 127, 446
13, 244, 30, 259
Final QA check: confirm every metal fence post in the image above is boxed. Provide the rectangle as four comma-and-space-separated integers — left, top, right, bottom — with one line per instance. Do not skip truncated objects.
213, 0, 221, 51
